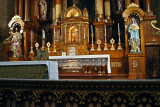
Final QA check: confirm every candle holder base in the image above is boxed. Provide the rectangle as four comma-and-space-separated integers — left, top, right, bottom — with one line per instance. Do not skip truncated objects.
103, 43, 108, 51
52, 46, 56, 53
117, 45, 123, 50
30, 47, 34, 54
90, 44, 95, 51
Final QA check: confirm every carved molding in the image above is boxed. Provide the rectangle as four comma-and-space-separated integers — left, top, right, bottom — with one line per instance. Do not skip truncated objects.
111, 61, 122, 67
132, 60, 138, 69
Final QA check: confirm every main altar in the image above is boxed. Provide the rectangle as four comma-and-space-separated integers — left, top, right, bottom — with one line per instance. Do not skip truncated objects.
3, 0, 160, 79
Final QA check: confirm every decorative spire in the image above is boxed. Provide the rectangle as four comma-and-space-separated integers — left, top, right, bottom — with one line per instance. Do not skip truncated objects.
73, 0, 76, 6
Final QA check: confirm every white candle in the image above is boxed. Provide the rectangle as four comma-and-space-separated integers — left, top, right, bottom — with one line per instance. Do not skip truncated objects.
42, 30, 45, 38
118, 23, 120, 34
91, 25, 93, 35
104, 24, 106, 34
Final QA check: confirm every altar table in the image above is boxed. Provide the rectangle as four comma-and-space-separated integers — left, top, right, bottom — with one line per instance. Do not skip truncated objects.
0, 61, 58, 80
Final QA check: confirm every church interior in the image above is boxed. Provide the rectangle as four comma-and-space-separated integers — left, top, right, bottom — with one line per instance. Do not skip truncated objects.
0, 0, 160, 106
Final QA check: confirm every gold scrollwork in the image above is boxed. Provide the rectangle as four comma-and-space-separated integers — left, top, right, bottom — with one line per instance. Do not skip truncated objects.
151, 20, 160, 36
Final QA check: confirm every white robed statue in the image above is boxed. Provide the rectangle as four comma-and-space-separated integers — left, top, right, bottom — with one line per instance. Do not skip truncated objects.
128, 18, 141, 53
39, 0, 47, 20
11, 28, 23, 57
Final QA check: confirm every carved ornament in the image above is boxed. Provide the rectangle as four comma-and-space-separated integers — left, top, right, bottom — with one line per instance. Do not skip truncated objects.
151, 20, 160, 36
127, 3, 139, 8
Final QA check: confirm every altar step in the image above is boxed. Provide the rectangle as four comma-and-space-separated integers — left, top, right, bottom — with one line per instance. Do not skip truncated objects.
59, 73, 128, 79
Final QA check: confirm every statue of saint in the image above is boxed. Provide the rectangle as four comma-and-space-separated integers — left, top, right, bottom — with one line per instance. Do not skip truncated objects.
117, 0, 123, 11
10, 28, 23, 57
128, 18, 140, 53
39, 0, 47, 20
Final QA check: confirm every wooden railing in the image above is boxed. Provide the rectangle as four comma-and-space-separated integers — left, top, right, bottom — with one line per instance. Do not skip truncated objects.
0, 79, 160, 107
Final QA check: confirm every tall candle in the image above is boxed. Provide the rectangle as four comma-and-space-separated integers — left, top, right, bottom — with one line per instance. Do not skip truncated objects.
91, 25, 93, 35
42, 30, 45, 38
104, 24, 107, 34
118, 23, 120, 34
30, 30, 34, 44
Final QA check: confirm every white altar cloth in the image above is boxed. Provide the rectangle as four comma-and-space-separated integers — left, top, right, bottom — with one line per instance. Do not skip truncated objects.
0, 61, 59, 80
49, 54, 111, 73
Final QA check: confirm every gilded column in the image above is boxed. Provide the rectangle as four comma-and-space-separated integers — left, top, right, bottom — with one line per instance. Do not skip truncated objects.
52, 0, 56, 21
78, 24, 81, 42
95, 0, 104, 18
55, 0, 61, 21
146, 0, 151, 12
15, 0, 18, 15
104, 0, 111, 21
19, 0, 23, 18
125, 0, 131, 7
134, 0, 140, 6
24, 0, 29, 21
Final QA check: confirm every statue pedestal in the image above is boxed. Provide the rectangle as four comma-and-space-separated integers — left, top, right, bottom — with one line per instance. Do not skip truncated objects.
9, 57, 24, 61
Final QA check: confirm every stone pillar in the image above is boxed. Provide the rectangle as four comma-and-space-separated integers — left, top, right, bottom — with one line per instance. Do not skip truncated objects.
55, 0, 61, 21
125, 0, 131, 7
104, 0, 111, 21
19, 0, 23, 18
95, 0, 104, 18
15, 0, 18, 15
24, 0, 29, 21
146, 0, 151, 12
52, 0, 56, 21
134, 0, 140, 6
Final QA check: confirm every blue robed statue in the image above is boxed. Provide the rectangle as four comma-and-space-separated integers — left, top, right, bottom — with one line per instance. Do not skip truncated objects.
128, 18, 141, 53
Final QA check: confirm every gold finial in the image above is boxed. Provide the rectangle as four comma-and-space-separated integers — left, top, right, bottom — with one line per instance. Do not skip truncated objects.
110, 38, 115, 50
73, 0, 76, 6
46, 42, 51, 53
35, 42, 39, 50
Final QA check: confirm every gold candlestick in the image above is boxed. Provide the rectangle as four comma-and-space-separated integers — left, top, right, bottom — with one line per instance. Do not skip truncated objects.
110, 38, 115, 50
90, 34, 95, 51
117, 33, 123, 50
35, 42, 39, 50
47, 42, 51, 53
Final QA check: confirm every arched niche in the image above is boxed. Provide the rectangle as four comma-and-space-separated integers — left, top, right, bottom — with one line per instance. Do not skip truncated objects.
68, 25, 79, 43
8, 15, 24, 33
122, 3, 145, 54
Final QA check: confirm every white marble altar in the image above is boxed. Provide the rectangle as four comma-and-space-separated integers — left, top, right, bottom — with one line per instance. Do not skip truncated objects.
49, 54, 111, 73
